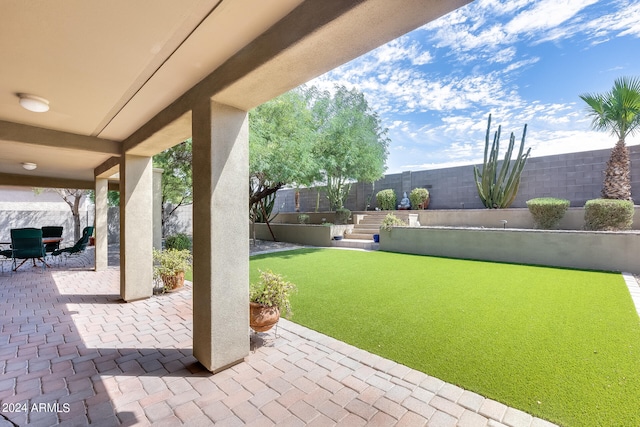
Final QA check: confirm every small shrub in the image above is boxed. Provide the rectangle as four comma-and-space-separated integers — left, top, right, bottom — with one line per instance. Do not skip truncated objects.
584, 199, 634, 231
380, 213, 407, 232
153, 248, 192, 276
298, 214, 310, 224
526, 198, 570, 229
409, 188, 430, 209
250, 269, 297, 319
165, 233, 192, 251
376, 189, 397, 210
335, 208, 351, 225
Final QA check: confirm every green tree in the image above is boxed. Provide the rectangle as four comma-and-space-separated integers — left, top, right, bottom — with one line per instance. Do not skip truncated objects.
153, 139, 193, 233
249, 89, 319, 221
309, 85, 389, 210
580, 76, 640, 200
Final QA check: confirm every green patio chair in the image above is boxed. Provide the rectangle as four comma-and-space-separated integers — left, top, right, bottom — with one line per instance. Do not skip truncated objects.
52, 226, 94, 263
10, 228, 47, 273
0, 247, 12, 274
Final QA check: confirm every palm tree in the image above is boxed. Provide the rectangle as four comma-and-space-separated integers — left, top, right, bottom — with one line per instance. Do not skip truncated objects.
580, 76, 640, 200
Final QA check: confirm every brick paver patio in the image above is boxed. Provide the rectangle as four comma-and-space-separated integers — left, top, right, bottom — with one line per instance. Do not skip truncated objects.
0, 248, 559, 426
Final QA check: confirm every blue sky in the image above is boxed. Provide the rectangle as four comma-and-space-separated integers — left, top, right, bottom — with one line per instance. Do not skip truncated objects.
310, 0, 640, 174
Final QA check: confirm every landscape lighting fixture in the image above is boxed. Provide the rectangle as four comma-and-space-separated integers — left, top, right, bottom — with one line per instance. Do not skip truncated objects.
22, 162, 37, 171
18, 94, 50, 113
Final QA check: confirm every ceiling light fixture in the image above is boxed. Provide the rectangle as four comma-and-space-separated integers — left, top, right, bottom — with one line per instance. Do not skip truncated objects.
18, 94, 50, 113
22, 162, 37, 171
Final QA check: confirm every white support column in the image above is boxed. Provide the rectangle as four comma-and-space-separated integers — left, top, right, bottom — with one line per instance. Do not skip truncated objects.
94, 178, 109, 271
120, 155, 154, 301
192, 99, 249, 372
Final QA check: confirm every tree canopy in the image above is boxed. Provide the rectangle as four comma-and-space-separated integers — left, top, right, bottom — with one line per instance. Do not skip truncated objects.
309, 85, 389, 209
249, 89, 319, 218
580, 76, 640, 142
580, 76, 640, 200
249, 85, 389, 212
153, 139, 193, 230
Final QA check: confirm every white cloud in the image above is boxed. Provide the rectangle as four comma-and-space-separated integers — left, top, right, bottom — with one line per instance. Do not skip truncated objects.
413, 50, 433, 65
503, 57, 540, 73
528, 130, 640, 158
421, 0, 608, 62
583, 2, 640, 39
504, 0, 599, 36
310, 0, 640, 175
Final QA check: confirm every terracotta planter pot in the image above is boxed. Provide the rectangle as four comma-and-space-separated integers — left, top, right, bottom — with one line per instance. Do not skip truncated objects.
161, 271, 185, 292
419, 197, 430, 209
249, 302, 280, 332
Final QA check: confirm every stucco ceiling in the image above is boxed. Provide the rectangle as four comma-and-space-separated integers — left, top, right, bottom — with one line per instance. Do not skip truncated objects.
0, 0, 470, 188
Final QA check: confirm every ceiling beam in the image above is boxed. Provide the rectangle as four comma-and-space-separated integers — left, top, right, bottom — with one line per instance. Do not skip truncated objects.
0, 173, 94, 190
0, 120, 121, 155
95, 156, 120, 179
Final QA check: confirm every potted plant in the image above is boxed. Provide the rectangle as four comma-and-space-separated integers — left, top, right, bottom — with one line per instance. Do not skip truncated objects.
376, 189, 396, 210
153, 248, 192, 292
249, 269, 297, 332
409, 188, 430, 209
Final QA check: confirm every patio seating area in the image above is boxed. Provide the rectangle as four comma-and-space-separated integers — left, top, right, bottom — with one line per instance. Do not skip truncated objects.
0, 246, 560, 427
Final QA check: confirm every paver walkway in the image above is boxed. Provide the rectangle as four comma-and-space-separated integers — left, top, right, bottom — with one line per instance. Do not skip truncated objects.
0, 246, 560, 426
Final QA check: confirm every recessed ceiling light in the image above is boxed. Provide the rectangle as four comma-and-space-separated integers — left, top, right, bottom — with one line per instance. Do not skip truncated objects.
18, 94, 49, 113
22, 162, 37, 171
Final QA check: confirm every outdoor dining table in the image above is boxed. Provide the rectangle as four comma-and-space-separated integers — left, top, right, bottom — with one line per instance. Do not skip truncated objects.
0, 237, 63, 246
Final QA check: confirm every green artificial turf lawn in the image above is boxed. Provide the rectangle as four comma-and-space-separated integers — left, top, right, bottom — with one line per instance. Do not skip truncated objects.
250, 248, 640, 427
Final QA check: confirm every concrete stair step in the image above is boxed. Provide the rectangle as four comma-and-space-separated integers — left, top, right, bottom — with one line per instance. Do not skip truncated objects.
332, 238, 380, 250
347, 233, 376, 240
352, 227, 380, 234
359, 220, 385, 225
353, 223, 381, 227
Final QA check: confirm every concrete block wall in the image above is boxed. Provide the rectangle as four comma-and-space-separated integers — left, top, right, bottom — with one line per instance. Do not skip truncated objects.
0, 210, 92, 244
274, 144, 640, 212
107, 204, 193, 244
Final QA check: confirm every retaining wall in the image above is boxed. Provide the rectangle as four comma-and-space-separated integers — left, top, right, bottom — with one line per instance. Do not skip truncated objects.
252, 223, 353, 247
379, 226, 640, 274
271, 207, 640, 230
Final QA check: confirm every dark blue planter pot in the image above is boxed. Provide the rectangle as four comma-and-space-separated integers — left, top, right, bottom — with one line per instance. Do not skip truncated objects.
333, 235, 343, 241
373, 234, 380, 243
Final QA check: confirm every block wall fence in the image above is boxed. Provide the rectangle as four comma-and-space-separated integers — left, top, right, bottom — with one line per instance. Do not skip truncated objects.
274, 144, 640, 213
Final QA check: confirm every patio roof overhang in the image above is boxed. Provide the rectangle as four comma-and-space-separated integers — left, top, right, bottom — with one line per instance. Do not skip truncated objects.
0, 0, 470, 187
1, 0, 472, 373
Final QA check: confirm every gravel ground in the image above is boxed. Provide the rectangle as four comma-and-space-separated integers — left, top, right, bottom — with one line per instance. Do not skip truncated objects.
249, 239, 305, 255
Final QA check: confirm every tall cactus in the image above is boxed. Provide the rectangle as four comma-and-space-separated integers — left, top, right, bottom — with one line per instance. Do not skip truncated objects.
473, 115, 531, 209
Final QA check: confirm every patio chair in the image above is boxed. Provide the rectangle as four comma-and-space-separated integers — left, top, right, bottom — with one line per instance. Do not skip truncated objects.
0, 247, 12, 274
9, 228, 47, 273
41, 226, 64, 253
52, 226, 93, 263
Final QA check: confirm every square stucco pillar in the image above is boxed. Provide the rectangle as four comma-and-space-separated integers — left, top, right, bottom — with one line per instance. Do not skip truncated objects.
120, 155, 154, 301
192, 99, 249, 373
94, 178, 109, 271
